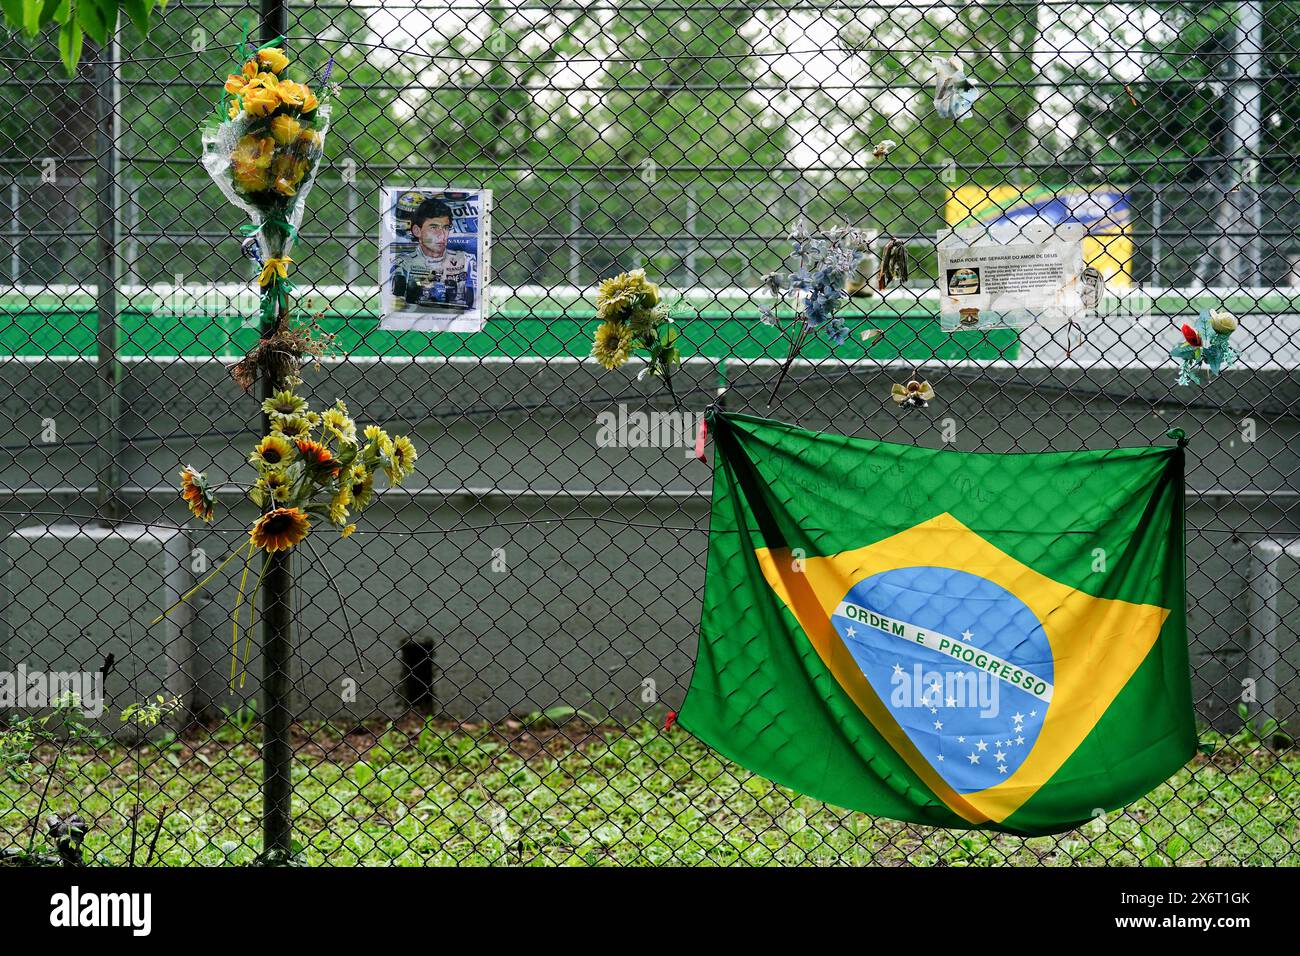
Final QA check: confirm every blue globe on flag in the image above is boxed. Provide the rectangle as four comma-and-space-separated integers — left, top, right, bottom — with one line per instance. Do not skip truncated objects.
831, 566, 1054, 794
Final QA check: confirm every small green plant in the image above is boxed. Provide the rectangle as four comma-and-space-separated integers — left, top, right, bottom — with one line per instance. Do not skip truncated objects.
1235, 702, 1294, 750
220, 700, 260, 735
0, 691, 93, 866
121, 694, 182, 867
520, 706, 600, 728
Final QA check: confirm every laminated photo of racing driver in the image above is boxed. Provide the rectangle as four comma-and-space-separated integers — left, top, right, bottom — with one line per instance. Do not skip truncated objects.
389, 196, 477, 311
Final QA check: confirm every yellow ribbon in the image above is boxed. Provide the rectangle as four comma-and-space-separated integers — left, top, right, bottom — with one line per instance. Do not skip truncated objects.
258, 255, 293, 288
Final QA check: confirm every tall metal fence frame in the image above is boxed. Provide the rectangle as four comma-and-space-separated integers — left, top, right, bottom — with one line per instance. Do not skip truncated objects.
0, 0, 1298, 866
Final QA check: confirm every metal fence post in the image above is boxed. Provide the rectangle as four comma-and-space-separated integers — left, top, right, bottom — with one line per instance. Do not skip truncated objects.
259, 0, 295, 863
1151, 182, 1163, 287
568, 185, 580, 286
1230, 0, 1263, 286
7, 179, 18, 283
346, 177, 359, 284
94, 23, 123, 522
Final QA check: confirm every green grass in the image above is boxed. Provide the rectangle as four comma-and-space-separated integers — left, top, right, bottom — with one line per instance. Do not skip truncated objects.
2, 716, 1297, 866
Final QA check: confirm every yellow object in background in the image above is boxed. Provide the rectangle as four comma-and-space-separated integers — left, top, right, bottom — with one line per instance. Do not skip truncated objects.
946, 184, 1133, 287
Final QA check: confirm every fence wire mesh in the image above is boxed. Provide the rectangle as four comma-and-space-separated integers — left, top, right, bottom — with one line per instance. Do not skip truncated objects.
1, 0, 1298, 866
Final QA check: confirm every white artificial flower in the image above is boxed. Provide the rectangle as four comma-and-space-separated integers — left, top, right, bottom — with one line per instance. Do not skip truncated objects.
1209, 309, 1237, 334
872, 139, 898, 160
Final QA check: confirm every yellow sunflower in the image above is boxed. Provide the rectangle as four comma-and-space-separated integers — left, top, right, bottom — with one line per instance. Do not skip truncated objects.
322, 405, 356, 444
250, 507, 311, 553
596, 269, 656, 321
178, 466, 215, 522
328, 483, 353, 526
251, 434, 294, 469
262, 389, 307, 417
262, 470, 293, 501
347, 464, 375, 510
271, 414, 313, 440
591, 320, 634, 370
390, 435, 418, 482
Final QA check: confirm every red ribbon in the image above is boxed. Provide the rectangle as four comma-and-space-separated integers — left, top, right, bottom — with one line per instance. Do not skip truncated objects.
694, 417, 708, 461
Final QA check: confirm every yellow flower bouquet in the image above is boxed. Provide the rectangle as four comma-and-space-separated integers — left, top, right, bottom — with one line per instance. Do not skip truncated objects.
201, 37, 334, 348
590, 269, 682, 403
163, 390, 417, 688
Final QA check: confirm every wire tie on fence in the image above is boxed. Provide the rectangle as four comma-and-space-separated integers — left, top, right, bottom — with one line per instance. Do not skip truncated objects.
694, 415, 709, 462
664, 710, 678, 732
1166, 427, 1188, 447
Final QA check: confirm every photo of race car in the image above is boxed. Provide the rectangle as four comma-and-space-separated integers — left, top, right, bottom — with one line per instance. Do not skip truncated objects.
380, 187, 492, 331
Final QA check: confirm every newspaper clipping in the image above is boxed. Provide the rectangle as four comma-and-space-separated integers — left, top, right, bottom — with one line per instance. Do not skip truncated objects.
938, 229, 1085, 332
380, 187, 492, 332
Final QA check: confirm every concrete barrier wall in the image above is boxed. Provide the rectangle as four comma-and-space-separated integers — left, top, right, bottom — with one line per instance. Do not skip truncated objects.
2, 356, 1296, 732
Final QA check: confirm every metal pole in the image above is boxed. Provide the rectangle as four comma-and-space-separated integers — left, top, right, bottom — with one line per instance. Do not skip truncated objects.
568, 186, 580, 286
1230, 0, 1263, 287
125, 185, 141, 283
8, 180, 19, 282
684, 183, 698, 287
259, 0, 294, 864
1151, 182, 1163, 287
346, 177, 359, 284
94, 21, 123, 522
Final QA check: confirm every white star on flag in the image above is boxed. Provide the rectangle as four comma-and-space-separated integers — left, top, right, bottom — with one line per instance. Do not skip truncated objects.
994, 750, 1006, 762
967, 752, 980, 764
961, 629, 974, 642
976, 739, 988, 752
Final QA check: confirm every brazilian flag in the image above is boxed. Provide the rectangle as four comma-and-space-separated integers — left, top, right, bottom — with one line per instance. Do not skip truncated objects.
679, 411, 1196, 835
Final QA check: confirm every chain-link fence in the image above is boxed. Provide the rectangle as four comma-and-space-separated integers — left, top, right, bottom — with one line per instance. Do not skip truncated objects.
1, 0, 1297, 866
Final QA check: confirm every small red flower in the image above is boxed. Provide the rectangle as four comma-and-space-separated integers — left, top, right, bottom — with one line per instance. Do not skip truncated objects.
1181, 324, 1202, 347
